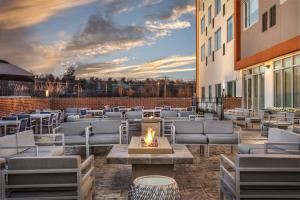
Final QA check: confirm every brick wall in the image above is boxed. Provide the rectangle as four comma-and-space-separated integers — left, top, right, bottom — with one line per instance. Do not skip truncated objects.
0, 98, 50, 117
50, 97, 192, 110
223, 97, 242, 110
0, 97, 192, 116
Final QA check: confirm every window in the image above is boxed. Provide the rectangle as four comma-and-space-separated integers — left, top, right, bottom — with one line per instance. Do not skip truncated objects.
262, 12, 268, 32
209, 85, 212, 102
227, 80, 236, 97
270, 5, 276, 27
201, 87, 206, 100
208, 37, 212, 55
214, 28, 221, 51
227, 16, 233, 42
201, 16, 205, 34
274, 54, 300, 107
201, 44, 205, 61
244, 0, 259, 28
215, 0, 221, 16
208, 6, 212, 25
215, 83, 222, 97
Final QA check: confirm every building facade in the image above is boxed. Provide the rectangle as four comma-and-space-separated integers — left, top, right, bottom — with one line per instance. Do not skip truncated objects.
196, 0, 242, 102
196, 0, 300, 110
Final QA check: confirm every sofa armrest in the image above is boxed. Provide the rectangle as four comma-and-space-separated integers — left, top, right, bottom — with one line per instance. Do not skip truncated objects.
85, 126, 92, 157
220, 154, 236, 187
53, 126, 60, 134
233, 125, 241, 143
81, 155, 95, 185
171, 123, 176, 144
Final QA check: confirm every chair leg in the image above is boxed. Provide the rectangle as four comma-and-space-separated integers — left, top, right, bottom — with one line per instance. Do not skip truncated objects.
206, 145, 209, 157
220, 189, 224, 200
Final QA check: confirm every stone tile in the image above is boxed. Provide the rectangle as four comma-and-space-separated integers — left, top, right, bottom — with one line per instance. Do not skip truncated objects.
66, 128, 265, 200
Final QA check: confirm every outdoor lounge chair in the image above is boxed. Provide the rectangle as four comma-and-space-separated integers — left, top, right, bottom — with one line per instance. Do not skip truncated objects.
104, 112, 123, 119
204, 120, 240, 157
238, 128, 300, 154
161, 110, 178, 118
172, 120, 208, 154
54, 121, 90, 149
88, 120, 123, 150
220, 154, 300, 200
2, 155, 95, 200
125, 111, 143, 119
0, 130, 64, 160
178, 111, 196, 118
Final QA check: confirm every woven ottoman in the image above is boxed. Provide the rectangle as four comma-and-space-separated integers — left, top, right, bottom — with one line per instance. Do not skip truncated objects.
129, 175, 180, 200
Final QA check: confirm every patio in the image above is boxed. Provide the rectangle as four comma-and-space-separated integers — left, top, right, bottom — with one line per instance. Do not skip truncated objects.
64, 128, 263, 200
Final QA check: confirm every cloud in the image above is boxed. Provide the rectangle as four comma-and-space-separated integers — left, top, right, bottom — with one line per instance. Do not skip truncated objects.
112, 57, 129, 64
150, 0, 195, 21
100, 0, 163, 14
0, 0, 95, 29
75, 54, 195, 79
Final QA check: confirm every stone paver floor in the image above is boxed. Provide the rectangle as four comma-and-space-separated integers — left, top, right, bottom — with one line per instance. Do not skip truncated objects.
69, 126, 266, 200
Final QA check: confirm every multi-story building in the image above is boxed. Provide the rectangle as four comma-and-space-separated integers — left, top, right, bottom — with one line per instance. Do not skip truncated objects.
196, 0, 242, 103
196, 0, 300, 111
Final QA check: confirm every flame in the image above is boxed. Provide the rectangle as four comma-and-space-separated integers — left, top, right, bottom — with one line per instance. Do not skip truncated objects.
144, 128, 155, 146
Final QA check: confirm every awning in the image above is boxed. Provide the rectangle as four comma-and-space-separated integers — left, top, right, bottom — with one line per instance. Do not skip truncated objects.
0, 60, 34, 82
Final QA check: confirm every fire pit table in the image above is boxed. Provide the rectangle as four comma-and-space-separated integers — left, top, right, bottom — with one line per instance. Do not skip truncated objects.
106, 136, 193, 179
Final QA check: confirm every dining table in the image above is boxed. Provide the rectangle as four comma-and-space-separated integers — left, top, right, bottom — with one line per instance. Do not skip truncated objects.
30, 113, 51, 134
0, 120, 19, 135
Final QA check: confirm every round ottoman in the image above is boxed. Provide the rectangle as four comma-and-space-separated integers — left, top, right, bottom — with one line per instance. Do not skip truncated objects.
128, 175, 180, 200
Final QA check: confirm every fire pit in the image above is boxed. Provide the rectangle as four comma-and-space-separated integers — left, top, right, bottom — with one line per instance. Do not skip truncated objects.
128, 128, 173, 154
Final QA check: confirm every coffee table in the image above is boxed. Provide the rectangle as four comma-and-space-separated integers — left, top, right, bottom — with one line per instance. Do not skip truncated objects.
106, 144, 193, 179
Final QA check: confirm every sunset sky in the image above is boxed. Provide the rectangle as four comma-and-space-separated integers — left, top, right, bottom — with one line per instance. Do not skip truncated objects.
0, 0, 195, 80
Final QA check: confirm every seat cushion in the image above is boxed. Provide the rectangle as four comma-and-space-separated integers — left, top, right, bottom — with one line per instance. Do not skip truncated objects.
174, 121, 203, 134
89, 134, 119, 145
58, 121, 90, 136
204, 120, 233, 134
207, 134, 238, 144
58, 135, 86, 145
175, 134, 207, 144
238, 144, 264, 154
91, 120, 121, 134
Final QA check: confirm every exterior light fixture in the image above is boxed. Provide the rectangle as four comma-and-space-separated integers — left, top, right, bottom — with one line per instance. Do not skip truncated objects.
45, 89, 49, 97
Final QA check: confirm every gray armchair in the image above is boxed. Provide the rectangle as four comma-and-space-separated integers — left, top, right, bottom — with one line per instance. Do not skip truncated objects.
104, 112, 123, 119
220, 154, 300, 200
87, 120, 123, 156
204, 120, 240, 157
172, 120, 207, 155
0, 130, 64, 160
2, 155, 95, 200
238, 128, 300, 154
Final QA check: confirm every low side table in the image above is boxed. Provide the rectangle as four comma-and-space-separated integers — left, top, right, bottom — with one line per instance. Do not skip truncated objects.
129, 175, 180, 200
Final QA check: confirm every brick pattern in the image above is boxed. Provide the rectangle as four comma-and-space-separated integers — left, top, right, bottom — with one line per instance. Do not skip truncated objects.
223, 97, 242, 110
50, 97, 192, 110
0, 97, 192, 117
0, 98, 50, 117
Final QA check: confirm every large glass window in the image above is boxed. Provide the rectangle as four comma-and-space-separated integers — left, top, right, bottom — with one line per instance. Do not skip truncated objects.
201, 16, 205, 34
208, 5, 212, 25
227, 80, 236, 97
284, 69, 292, 107
227, 16, 233, 42
274, 54, 300, 107
214, 28, 221, 51
295, 67, 300, 107
215, 83, 221, 97
275, 70, 282, 107
244, 0, 259, 28
201, 86, 206, 100
215, 0, 221, 16
201, 44, 205, 61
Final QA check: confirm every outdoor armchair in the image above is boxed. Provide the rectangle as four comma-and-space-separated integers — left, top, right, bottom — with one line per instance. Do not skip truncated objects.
0, 130, 64, 160
2, 155, 95, 200
238, 128, 300, 155
220, 154, 300, 200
